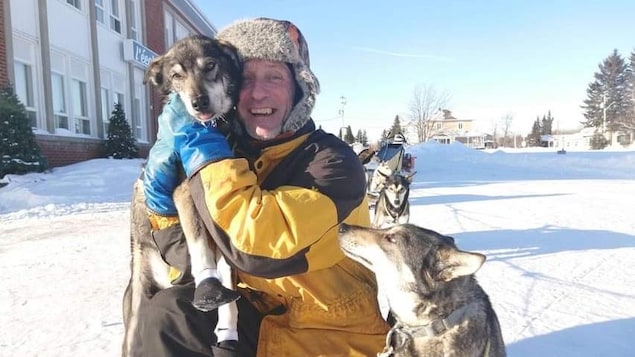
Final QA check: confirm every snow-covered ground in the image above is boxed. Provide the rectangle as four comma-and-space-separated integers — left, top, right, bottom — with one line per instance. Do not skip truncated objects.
1, 142, 634, 356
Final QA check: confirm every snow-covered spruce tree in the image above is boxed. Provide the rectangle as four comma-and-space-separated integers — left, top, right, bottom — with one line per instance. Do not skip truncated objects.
0, 85, 48, 178
581, 49, 633, 132
104, 102, 138, 159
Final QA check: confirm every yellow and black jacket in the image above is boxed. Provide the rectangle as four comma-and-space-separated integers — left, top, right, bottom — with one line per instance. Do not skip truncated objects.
188, 120, 390, 356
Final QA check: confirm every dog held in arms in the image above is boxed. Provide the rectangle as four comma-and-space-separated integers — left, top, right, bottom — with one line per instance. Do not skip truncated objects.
122, 35, 242, 357
338, 223, 506, 357
373, 172, 416, 228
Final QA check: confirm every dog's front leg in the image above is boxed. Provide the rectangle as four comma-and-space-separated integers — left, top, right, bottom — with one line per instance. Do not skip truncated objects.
215, 250, 239, 342
172, 182, 240, 311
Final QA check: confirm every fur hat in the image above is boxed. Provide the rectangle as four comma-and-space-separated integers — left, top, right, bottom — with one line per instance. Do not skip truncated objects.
217, 18, 320, 133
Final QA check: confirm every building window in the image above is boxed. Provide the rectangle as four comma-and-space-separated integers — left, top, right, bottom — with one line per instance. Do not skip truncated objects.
175, 21, 190, 41
130, 0, 140, 40
51, 73, 68, 130
115, 92, 124, 107
14, 62, 37, 127
72, 79, 90, 135
165, 10, 192, 47
458, 122, 463, 130
133, 97, 142, 140
101, 88, 110, 134
95, 0, 105, 23
110, 0, 121, 33
67, 0, 81, 10
164, 11, 174, 48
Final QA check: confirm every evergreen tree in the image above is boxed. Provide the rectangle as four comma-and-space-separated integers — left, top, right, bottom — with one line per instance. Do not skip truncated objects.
581, 49, 633, 132
0, 85, 48, 178
389, 115, 403, 139
629, 50, 635, 129
361, 130, 369, 146
380, 129, 390, 143
343, 125, 355, 144
104, 102, 138, 159
355, 129, 363, 143
526, 117, 541, 147
541, 111, 554, 135
590, 133, 608, 150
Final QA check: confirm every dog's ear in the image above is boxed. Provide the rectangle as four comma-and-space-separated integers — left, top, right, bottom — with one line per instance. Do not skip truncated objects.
217, 40, 241, 73
405, 172, 417, 183
435, 249, 485, 282
144, 55, 165, 88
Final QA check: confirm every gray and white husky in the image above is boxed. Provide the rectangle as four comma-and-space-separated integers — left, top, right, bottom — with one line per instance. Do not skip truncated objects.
373, 172, 415, 228
338, 223, 506, 357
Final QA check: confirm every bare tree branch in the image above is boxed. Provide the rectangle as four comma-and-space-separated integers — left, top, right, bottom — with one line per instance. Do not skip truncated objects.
408, 84, 450, 142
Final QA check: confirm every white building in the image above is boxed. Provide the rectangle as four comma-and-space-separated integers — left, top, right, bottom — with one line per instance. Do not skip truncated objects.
2, 0, 216, 167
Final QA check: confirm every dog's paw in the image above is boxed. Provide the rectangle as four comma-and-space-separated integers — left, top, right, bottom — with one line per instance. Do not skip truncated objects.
192, 278, 241, 312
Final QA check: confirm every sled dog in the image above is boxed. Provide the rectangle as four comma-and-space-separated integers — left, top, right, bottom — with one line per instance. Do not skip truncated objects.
373, 172, 415, 228
338, 223, 506, 357
122, 35, 242, 357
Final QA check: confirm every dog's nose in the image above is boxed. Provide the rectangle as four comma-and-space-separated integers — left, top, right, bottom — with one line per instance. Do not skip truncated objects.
192, 95, 210, 111
338, 223, 350, 234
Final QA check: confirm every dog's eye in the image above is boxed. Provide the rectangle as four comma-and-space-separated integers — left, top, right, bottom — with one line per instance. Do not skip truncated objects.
384, 234, 397, 244
204, 62, 217, 72
170, 72, 183, 80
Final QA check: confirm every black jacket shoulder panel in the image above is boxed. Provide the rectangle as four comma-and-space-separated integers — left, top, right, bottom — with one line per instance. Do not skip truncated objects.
262, 129, 367, 222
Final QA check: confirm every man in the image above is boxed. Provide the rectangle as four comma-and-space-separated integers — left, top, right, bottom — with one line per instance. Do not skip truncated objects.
142, 18, 389, 356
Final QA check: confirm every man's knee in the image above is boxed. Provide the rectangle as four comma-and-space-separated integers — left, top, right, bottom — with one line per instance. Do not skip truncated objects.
140, 286, 218, 356
144, 286, 193, 320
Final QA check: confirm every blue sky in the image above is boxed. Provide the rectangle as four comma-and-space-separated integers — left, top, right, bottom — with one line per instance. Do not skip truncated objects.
192, 1, 635, 140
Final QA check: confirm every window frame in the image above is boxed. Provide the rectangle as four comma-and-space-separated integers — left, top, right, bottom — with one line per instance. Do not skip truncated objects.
109, 0, 121, 33
66, 0, 82, 10
71, 79, 90, 135
13, 61, 38, 128
51, 72, 69, 130
95, 0, 105, 23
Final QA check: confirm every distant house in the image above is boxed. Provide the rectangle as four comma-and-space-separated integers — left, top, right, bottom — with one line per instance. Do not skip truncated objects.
403, 109, 492, 149
550, 128, 596, 149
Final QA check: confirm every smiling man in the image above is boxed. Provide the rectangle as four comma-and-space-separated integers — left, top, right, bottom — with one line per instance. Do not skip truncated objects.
140, 18, 389, 357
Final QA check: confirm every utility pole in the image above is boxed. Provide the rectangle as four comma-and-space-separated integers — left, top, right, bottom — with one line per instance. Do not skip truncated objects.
602, 93, 616, 144
338, 96, 347, 140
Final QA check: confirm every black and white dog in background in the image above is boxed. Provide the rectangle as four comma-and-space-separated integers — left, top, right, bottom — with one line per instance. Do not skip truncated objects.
122, 35, 242, 357
373, 172, 416, 228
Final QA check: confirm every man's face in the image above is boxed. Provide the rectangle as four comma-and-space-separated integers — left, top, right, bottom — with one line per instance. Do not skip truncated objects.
238, 60, 296, 140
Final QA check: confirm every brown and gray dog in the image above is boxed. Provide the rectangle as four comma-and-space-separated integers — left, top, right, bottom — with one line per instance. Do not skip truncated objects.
121, 35, 241, 357
338, 223, 506, 357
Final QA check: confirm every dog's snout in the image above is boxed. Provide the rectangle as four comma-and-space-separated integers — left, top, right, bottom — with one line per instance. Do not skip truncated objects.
339, 223, 351, 234
192, 95, 210, 111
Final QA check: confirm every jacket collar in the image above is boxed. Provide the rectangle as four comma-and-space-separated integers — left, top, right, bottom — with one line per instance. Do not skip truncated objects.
233, 119, 316, 157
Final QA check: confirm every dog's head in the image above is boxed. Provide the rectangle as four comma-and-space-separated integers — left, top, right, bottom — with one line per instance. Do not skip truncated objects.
145, 35, 242, 122
338, 224, 485, 315
381, 173, 415, 206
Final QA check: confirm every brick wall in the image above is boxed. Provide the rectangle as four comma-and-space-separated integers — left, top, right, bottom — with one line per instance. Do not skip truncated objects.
36, 135, 149, 168
144, 1, 166, 143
